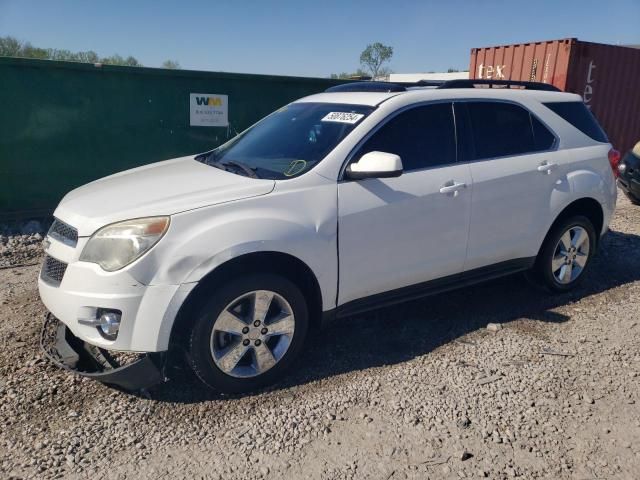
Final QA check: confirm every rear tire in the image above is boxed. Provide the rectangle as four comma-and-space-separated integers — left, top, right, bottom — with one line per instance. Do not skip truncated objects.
623, 190, 640, 206
187, 273, 309, 394
530, 215, 596, 293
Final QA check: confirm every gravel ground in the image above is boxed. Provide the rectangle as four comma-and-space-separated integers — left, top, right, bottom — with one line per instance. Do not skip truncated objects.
0, 233, 45, 269
1, 192, 639, 479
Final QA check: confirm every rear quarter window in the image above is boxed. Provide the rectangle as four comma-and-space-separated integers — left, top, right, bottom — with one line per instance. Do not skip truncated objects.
543, 101, 608, 143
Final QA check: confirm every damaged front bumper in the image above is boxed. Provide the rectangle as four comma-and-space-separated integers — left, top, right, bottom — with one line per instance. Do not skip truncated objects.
41, 313, 167, 391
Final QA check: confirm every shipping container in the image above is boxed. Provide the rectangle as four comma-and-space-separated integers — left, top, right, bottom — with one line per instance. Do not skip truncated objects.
469, 38, 640, 154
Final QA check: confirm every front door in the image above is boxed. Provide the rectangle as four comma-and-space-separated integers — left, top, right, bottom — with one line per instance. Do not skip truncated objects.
337, 102, 473, 306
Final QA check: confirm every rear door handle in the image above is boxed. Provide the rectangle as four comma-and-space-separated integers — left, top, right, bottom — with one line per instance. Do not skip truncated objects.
439, 181, 467, 195
537, 162, 558, 174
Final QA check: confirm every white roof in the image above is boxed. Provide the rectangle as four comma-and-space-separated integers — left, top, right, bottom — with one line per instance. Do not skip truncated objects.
295, 86, 579, 107
397, 87, 579, 103
294, 91, 403, 106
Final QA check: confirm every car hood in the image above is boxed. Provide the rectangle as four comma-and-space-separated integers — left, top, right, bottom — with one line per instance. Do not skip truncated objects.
54, 156, 275, 236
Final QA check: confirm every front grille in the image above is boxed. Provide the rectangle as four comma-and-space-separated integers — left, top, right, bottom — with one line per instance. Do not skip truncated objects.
48, 218, 78, 247
41, 255, 68, 286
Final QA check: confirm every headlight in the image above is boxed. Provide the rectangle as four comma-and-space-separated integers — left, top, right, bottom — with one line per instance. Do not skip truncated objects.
80, 217, 170, 271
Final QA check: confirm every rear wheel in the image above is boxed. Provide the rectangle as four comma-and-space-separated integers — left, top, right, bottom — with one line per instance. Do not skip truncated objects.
187, 273, 309, 393
623, 190, 640, 206
531, 215, 596, 292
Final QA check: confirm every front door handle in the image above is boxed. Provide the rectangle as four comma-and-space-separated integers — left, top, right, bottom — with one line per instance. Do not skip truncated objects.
537, 162, 558, 174
439, 181, 467, 195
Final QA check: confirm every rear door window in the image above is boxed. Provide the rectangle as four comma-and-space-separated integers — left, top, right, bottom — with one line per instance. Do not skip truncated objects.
464, 102, 556, 160
543, 101, 608, 143
466, 102, 534, 159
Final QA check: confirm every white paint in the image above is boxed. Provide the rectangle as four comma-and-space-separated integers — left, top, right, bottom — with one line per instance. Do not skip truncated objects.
338, 162, 472, 304
348, 151, 402, 174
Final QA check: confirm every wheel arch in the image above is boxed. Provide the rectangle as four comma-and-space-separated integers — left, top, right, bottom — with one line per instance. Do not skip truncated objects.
168, 251, 324, 349
540, 197, 604, 256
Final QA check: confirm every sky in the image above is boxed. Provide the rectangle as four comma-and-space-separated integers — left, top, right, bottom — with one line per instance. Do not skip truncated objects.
1, 0, 639, 77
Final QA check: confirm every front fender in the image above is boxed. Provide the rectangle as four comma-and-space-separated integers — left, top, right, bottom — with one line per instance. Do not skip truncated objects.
136, 183, 338, 312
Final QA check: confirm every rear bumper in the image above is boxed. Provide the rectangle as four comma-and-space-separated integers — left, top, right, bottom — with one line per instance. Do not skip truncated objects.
41, 313, 167, 391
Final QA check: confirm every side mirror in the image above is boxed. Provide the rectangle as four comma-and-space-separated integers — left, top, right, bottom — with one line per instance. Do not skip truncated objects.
345, 151, 403, 180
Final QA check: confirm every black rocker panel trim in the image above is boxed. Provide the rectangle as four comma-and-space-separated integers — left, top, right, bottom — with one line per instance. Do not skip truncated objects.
333, 257, 536, 319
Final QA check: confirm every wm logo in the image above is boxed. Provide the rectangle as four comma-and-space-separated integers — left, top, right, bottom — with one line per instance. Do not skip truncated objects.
195, 96, 223, 106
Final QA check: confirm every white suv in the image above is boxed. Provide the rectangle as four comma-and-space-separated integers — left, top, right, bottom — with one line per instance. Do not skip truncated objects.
39, 80, 618, 393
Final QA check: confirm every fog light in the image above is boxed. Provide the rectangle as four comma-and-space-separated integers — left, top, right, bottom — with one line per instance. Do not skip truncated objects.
99, 312, 121, 337
618, 162, 627, 174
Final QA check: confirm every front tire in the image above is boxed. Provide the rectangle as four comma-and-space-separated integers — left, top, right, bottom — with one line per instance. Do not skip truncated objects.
531, 215, 596, 293
187, 273, 309, 394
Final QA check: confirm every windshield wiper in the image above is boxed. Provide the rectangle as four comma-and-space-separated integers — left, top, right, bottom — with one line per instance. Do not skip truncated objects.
222, 160, 259, 178
210, 159, 259, 179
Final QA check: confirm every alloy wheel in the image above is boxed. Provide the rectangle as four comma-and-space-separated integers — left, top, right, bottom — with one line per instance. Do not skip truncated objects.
551, 226, 590, 284
210, 290, 295, 378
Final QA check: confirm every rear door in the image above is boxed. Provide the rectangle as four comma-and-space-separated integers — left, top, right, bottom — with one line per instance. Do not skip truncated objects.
457, 100, 563, 271
337, 102, 473, 306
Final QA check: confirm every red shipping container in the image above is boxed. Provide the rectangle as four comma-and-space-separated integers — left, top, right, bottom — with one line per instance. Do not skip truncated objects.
469, 38, 640, 154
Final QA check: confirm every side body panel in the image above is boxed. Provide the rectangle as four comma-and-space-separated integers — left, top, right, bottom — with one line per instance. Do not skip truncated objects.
460, 95, 616, 271
563, 144, 618, 234
464, 148, 570, 270
337, 164, 473, 304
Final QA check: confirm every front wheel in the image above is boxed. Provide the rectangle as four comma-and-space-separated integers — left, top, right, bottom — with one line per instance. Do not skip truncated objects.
187, 273, 309, 394
531, 215, 596, 293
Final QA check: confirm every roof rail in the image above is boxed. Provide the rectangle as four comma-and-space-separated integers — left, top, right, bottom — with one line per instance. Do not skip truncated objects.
396, 79, 446, 88
437, 79, 561, 92
324, 79, 561, 94
325, 81, 406, 93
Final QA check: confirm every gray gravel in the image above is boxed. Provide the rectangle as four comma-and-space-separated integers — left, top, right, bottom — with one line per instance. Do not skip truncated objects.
1, 192, 639, 479
0, 233, 45, 269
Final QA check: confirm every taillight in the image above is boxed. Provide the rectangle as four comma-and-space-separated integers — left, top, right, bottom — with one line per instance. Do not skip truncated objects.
608, 148, 621, 177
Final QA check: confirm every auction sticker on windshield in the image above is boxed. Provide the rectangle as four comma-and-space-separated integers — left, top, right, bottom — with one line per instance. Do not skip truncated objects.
321, 112, 365, 124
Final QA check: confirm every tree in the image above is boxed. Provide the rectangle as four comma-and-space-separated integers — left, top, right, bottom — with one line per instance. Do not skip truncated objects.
359, 42, 393, 79
48, 49, 99, 63
0, 36, 142, 66
329, 68, 369, 79
21, 42, 49, 59
162, 59, 180, 69
100, 54, 142, 66
0, 36, 22, 56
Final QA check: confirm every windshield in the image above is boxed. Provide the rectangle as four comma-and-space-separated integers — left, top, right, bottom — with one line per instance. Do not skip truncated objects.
198, 102, 374, 179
